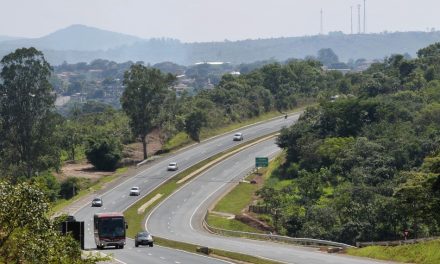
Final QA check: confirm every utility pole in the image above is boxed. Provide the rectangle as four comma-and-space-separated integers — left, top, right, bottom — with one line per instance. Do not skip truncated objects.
363, 0, 366, 33
357, 4, 361, 34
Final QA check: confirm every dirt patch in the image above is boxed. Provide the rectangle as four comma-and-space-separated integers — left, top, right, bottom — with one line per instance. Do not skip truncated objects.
235, 213, 274, 232
59, 129, 163, 181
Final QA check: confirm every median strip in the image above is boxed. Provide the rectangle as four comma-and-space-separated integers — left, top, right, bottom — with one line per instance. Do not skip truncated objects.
177, 133, 278, 184
137, 193, 162, 214
123, 132, 281, 264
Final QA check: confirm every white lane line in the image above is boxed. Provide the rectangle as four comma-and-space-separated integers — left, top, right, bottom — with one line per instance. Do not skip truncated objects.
189, 148, 281, 232
160, 256, 165, 260
148, 253, 152, 256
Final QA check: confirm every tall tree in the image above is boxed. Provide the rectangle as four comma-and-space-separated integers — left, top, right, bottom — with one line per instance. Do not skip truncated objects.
185, 109, 207, 142
0, 180, 106, 263
0, 48, 60, 179
121, 64, 175, 159
317, 48, 339, 67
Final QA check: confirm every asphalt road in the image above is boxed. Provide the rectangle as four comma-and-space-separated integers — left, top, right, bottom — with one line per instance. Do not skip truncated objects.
73, 114, 299, 264
146, 138, 392, 264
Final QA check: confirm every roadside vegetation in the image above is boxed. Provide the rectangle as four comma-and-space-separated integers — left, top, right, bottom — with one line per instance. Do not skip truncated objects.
250, 43, 440, 248
3, 42, 440, 262
347, 239, 440, 264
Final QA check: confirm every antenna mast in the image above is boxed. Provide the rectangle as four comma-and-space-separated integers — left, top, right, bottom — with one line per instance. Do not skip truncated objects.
357, 4, 361, 34
363, 0, 366, 33
320, 8, 323, 35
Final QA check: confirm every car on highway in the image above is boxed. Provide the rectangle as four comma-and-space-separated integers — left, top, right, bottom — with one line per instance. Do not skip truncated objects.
233, 132, 244, 141
130, 186, 140, 196
134, 231, 154, 247
167, 162, 178, 171
91, 197, 103, 207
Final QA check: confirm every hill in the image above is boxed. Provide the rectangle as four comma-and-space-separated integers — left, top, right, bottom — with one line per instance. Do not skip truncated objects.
1, 25, 440, 65
0, 24, 143, 52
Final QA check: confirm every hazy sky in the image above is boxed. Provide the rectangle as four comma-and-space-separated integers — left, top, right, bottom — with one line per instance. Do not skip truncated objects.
1, 0, 439, 42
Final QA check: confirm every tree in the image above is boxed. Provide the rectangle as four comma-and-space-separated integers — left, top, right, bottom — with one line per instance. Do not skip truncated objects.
0, 48, 60, 179
185, 110, 207, 142
85, 135, 122, 171
59, 119, 84, 161
0, 180, 106, 263
121, 64, 176, 159
317, 48, 339, 66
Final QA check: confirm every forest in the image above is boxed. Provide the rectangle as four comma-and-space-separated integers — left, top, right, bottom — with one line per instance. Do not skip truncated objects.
257, 43, 440, 244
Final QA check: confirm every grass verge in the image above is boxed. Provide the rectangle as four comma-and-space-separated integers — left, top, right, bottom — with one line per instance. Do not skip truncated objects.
163, 104, 309, 152
347, 240, 440, 264
50, 167, 128, 214
207, 214, 262, 233
206, 153, 284, 232
155, 237, 284, 264
124, 132, 278, 237
123, 133, 281, 263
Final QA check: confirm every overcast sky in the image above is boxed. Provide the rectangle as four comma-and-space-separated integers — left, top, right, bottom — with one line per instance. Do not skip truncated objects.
0, 0, 439, 42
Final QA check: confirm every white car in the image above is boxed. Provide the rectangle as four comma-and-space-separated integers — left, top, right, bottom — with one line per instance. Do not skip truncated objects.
130, 186, 140, 196
233, 132, 244, 141
167, 162, 178, 171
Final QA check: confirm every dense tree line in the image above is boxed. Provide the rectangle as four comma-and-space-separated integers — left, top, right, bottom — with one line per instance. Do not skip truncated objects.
0, 44, 386, 255
257, 43, 440, 244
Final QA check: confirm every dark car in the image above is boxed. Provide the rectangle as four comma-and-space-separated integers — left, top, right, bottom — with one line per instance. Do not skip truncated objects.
91, 197, 103, 207
134, 231, 154, 247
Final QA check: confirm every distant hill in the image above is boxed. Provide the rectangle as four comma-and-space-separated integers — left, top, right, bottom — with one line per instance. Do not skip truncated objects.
0, 35, 23, 42
1, 25, 440, 65
0, 24, 143, 52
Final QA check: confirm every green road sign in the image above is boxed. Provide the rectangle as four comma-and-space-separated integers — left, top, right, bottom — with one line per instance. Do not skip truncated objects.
255, 157, 269, 167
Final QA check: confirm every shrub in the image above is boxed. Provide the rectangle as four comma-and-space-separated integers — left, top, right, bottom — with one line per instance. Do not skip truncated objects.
85, 135, 122, 171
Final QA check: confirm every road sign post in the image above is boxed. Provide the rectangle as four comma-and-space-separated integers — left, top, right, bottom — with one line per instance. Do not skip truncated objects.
255, 157, 269, 173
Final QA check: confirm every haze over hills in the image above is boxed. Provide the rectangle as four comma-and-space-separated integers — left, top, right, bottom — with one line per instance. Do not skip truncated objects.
1, 24, 440, 65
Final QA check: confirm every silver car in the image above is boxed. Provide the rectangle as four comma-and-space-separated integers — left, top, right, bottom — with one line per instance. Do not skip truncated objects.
167, 162, 178, 171
233, 132, 244, 141
135, 231, 154, 247
130, 186, 140, 196
91, 197, 103, 207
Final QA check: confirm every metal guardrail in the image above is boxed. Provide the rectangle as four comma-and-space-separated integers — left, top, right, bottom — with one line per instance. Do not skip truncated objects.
356, 236, 440, 247
203, 211, 355, 248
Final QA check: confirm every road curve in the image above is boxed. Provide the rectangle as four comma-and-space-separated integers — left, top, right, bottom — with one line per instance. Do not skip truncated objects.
146, 138, 392, 264
73, 114, 299, 263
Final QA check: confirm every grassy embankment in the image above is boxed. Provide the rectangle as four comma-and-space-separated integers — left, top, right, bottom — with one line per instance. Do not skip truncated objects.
206, 153, 283, 232
50, 167, 128, 214
347, 240, 440, 264
163, 104, 309, 152
213, 150, 440, 264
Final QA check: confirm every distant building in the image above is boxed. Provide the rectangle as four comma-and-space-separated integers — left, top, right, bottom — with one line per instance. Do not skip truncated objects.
194, 61, 228, 65
230, 71, 241, 76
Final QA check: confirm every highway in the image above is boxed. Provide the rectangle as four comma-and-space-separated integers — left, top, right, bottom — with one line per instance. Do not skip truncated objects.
73, 114, 299, 264
146, 138, 391, 264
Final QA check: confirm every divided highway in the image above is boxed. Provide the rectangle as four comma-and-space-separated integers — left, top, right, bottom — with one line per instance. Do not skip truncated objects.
146, 139, 389, 264
73, 114, 299, 263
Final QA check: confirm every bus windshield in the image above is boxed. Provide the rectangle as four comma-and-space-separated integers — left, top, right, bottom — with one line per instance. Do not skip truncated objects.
98, 217, 125, 238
